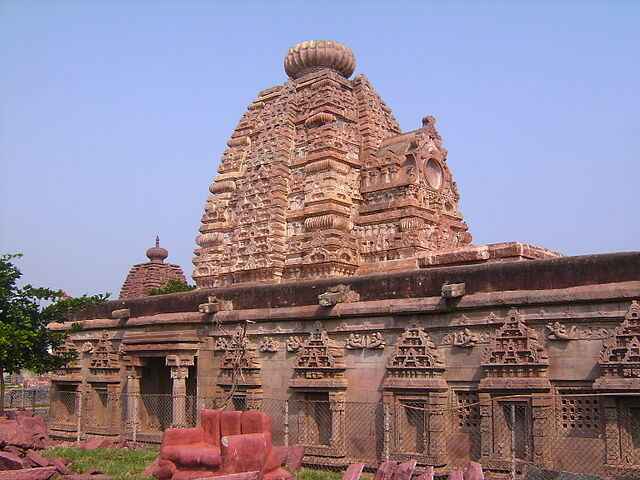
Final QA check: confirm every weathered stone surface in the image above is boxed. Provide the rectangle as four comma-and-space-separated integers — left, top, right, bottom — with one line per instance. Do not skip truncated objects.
284, 446, 304, 473
0, 451, 24, 470
25, 450, 50, 468
373, 461, 398, 480
193, 40, 474, 289
447, 470, 463, 480
48, 458, 71, 475
341, 464, 365, 480
462, 462, 483, 480
393, 461, 416, 480
0, 467, 57, 480
0, 413, 48, 450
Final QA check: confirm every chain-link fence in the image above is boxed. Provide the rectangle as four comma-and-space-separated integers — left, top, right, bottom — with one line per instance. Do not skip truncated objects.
44, 389, 640, 479
2, 387, 49, 417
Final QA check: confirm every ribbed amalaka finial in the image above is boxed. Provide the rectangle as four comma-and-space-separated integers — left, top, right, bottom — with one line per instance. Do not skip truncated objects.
284, 40, 356, 79
146, 235, 168, 264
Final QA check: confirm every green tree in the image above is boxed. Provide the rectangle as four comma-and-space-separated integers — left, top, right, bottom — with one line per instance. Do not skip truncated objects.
0, 253, 109, 415
148, 279, 196, 296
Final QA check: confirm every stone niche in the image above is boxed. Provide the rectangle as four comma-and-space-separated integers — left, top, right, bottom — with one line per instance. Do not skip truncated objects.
478, 309, 553, 473
593, 301, 640, 477
85, 333, 122, 434
382, 324, 448, 467
289, 322, 347, 459
215, 326, 263, 410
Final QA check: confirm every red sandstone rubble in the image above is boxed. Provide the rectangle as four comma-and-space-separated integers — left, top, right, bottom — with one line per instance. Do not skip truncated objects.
149, 409, 301, 480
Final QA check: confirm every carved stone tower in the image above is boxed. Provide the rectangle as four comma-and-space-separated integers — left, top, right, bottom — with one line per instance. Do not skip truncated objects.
193, 40, 471, 288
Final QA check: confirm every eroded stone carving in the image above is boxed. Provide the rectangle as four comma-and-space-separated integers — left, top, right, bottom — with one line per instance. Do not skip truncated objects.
290, 322, 346, 388
286, 336, 303, 353
480, 308, 550, 390
199, 295, 234, 314
259, 336, 279, 353
345, 332, 385, 350
214, 337, 228, 351
192, 40, 472, 288
89, 332, 120, 374
384, 324, 446, 389
546, 321, 611, 341
595, 301, 640, 389
318, 284, 360, 306
442, 328, 487, 348
218, 327, 261, 387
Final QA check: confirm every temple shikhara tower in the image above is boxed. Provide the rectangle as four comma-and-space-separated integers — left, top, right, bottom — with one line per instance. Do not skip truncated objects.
193, 40, 472, 287
48, 40, 640, 479
120, 237, 187, 299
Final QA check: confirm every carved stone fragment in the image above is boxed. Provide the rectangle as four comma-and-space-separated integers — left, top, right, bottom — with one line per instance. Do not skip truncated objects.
441, 282, 465, 298
258, 337, 279, 353
198, 295, 234, 314
318, 284, 360, 306
345, 332, 385, 350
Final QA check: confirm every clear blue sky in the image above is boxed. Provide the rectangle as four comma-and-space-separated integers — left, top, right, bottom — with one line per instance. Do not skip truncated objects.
1, 1, 638, 297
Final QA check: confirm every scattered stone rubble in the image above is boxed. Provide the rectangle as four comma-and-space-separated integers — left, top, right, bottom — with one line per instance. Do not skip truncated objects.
0, 411, 127, 480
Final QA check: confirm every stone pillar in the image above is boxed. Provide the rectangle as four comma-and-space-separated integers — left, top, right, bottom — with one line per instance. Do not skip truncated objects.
531, 393, 553, 468
603, 397, 621, 466
428, 391, 449, 466
166, 355, 195, 427
479, 393, 494, 460
171, 367, 189, 427
329, 390, 346, 456
107, 384, 121, 434
125, 366, 142, 437
382, 391, 394, 460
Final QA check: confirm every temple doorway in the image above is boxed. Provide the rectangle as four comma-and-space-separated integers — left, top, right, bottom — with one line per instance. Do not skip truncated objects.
140, 357, 172, 431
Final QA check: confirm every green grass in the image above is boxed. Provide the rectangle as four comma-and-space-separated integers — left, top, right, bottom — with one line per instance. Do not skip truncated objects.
42, 448, 344, 480
43, 447, 158, 480
297, 468, 343, 480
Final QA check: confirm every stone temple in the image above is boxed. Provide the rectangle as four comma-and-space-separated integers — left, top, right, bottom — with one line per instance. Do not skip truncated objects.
49, 40, 640, 478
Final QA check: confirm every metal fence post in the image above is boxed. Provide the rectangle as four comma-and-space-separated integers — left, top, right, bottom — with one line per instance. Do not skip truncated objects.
132, 393, 138, 447
384, 402, 390, 461
76, 390, 82, 445
284, 399, 289, 447
510, 403, 516, 480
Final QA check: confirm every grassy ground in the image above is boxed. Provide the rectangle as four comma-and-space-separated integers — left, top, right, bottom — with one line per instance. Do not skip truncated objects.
43, 447, 159, 480
42, 447, 341, 480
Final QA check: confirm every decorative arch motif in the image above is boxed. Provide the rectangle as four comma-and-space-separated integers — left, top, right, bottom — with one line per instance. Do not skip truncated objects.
480, 308, 550, 390
290, 321, 346, 389
383, 324, 446, 390
595, 300, 640, 390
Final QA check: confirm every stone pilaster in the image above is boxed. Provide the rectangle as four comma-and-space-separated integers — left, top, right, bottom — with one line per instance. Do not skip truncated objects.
603, 397, 621, 466
106, 384, 121, 433
329, 391, 347, 456
170, 366, 189, 427
479, 392, 494, 460
531, 394, 553, 468
125, 366, 142, 434
428, 392, 448, 466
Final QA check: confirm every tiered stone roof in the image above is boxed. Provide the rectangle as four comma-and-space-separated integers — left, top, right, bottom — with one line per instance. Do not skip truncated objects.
193, 39, 479, 288
119, 237, 187, 299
